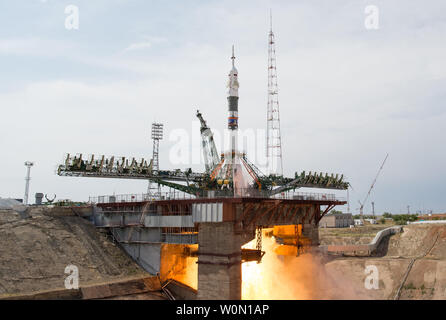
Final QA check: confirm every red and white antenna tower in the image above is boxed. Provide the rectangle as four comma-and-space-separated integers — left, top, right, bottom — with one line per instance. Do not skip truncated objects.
266, 11, 283, 176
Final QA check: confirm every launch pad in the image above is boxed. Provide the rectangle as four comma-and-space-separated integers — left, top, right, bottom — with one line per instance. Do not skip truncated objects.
57, 47, 348, 197
56, 47, 348, 299
88, 191, 345, 299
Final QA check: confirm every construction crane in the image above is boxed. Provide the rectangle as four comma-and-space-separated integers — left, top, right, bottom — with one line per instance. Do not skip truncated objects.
358, 153, 389, 220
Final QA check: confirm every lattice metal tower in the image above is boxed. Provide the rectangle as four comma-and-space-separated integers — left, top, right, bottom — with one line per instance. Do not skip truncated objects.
147, 123, 163, 196
266, 12, 283, 176
151, 123, 163, 174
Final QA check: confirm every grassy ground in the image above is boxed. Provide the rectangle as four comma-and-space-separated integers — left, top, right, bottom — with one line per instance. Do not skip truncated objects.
319, 221, 396, 238
318, 220, 397, 245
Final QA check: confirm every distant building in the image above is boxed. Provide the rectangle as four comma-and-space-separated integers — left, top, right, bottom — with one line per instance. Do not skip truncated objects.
354, 219, 364, 226
319, 213, 353, 228
35, 193, 44, 205
365, 218, 377, 224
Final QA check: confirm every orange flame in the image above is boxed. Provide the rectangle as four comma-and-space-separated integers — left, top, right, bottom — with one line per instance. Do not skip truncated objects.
172, 231, 361, 299
242, 233, 317, 299
173, 256, 198, 289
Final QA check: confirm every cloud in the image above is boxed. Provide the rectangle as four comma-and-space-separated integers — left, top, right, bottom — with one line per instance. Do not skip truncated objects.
123, 36, 168, 52
124, 41, 152, 51
1, 1, 445, 214
0, 37, 78, 59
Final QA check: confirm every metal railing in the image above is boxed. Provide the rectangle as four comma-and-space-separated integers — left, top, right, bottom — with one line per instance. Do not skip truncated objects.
89, 189, 345, 204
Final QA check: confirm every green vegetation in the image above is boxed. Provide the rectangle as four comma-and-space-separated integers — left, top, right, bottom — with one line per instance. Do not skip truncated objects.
319, 224, 391, 238
379, 218, 386, 224
54, 200, 88, 207
352, 214, 377, 219
404, 283, 416, 290
383, 212, 392, 218
368, 212, 418, 224
391, 214, 418, 224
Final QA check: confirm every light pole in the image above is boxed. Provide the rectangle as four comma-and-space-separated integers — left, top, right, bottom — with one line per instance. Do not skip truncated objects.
147, 123, 163, 197
24, 161, 34, 205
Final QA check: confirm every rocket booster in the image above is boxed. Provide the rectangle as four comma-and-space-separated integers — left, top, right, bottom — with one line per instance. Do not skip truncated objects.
227, 46, 239, 131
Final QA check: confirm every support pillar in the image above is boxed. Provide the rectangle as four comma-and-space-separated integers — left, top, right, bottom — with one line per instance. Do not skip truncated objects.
302, 205, 320, 246
197, 222, 246, 300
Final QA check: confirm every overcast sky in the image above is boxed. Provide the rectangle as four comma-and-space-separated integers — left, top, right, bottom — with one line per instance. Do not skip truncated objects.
0, 0, 445, 214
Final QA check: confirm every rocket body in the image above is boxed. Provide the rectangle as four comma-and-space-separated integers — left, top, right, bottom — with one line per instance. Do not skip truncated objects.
227, 49, 239, 131
212, 46, 259, 193
215, 46, 252, 193
227, 48, 239, 153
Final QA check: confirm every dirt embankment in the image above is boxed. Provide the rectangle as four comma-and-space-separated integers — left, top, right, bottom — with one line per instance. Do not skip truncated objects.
0, 208, 161, 299
321, 224, 446, 299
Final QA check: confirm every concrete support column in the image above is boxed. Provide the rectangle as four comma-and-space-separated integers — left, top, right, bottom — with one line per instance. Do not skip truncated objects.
302, 205, 320, 246
197, 222, 244, 300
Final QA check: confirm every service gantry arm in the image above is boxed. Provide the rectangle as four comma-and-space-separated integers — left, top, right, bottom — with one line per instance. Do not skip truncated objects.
196, 110, 220, 173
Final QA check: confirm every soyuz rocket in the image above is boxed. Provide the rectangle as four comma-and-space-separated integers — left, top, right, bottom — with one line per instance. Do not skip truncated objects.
210, 45, 258, 192
226, 46, 246, 192
227, 46, 239, 154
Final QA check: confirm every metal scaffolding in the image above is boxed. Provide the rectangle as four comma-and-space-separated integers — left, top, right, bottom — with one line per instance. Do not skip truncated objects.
147, 123, 164, 197
266, 12, 284, 176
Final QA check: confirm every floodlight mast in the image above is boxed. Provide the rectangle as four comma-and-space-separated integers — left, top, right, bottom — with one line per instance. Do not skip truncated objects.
24, 161, 34, 205
151, 123, 164, 175
147, 123, 164, 197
